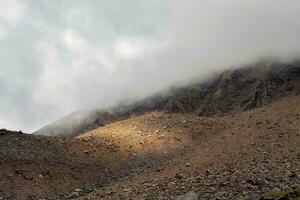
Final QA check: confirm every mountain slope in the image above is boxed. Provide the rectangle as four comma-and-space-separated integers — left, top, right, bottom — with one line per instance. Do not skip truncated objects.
1, 61, 299, 199
1, 95, 299, 199
78, 95, 300, 199
34, 61, 300, 137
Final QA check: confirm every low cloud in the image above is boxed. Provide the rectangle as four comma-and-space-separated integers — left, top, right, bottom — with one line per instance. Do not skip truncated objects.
0, 0, 300, 132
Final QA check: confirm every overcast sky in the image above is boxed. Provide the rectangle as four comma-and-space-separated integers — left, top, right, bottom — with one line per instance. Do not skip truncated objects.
1, 0, 300, 132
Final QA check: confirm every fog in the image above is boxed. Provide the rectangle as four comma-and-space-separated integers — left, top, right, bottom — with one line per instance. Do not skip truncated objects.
0, 0, 300, 132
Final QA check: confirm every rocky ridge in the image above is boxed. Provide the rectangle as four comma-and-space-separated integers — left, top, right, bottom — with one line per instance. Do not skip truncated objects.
35, 61, 300, 137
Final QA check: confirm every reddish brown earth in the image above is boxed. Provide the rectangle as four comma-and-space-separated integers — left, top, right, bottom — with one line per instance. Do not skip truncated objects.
1, 94, 299, 199
77, 95, 300, 200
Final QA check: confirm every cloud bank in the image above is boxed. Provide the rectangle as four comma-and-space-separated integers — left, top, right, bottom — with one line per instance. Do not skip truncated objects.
0, 0, 300, 132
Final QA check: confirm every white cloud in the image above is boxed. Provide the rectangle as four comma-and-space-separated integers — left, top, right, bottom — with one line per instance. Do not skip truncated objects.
115, 39, 145, 59
0, 117, 13, 130
0, 0, 169, 132
1, 0, 300, 132
167, 0, 300, 70
115, 38, 165, 60
0, 0, 26, 26
0, 28, 6, 40
61, 30, 89, 53
33, 41, 74, 116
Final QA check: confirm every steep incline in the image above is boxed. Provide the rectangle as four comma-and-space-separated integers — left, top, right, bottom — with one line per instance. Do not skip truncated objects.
35, 62, 300, 137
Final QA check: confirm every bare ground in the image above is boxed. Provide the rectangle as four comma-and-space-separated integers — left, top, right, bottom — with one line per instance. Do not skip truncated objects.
0, 95, 299, 199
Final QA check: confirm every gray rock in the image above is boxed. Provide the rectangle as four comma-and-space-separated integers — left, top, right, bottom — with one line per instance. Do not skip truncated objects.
177, 191, 201, 200
75, 188, 83, 193
67, 192, 81, 199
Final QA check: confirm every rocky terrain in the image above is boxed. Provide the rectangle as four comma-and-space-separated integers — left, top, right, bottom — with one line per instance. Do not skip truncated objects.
34, 61, 300, 137
0, 62, 299, 199
0, 94, 299, 199
77, 95, 300, 200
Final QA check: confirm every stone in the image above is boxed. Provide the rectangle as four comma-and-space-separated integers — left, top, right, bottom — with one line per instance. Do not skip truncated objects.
175, 173, 185, 179
84, 150, 89, 154
75, 189, 83, 193
67, 192, 81, 199
177, 191, 201, 200
156, 167, 164, 172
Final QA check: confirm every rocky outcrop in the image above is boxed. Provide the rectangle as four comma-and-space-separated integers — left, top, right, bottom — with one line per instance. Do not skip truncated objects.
165, 62, 300, 116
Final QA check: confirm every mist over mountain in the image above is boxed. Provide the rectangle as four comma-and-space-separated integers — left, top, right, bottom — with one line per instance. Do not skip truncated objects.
1, 0, 300, 132
2, 62, 300, 199
1, 1, 300, 199
35, 61, 300, 136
